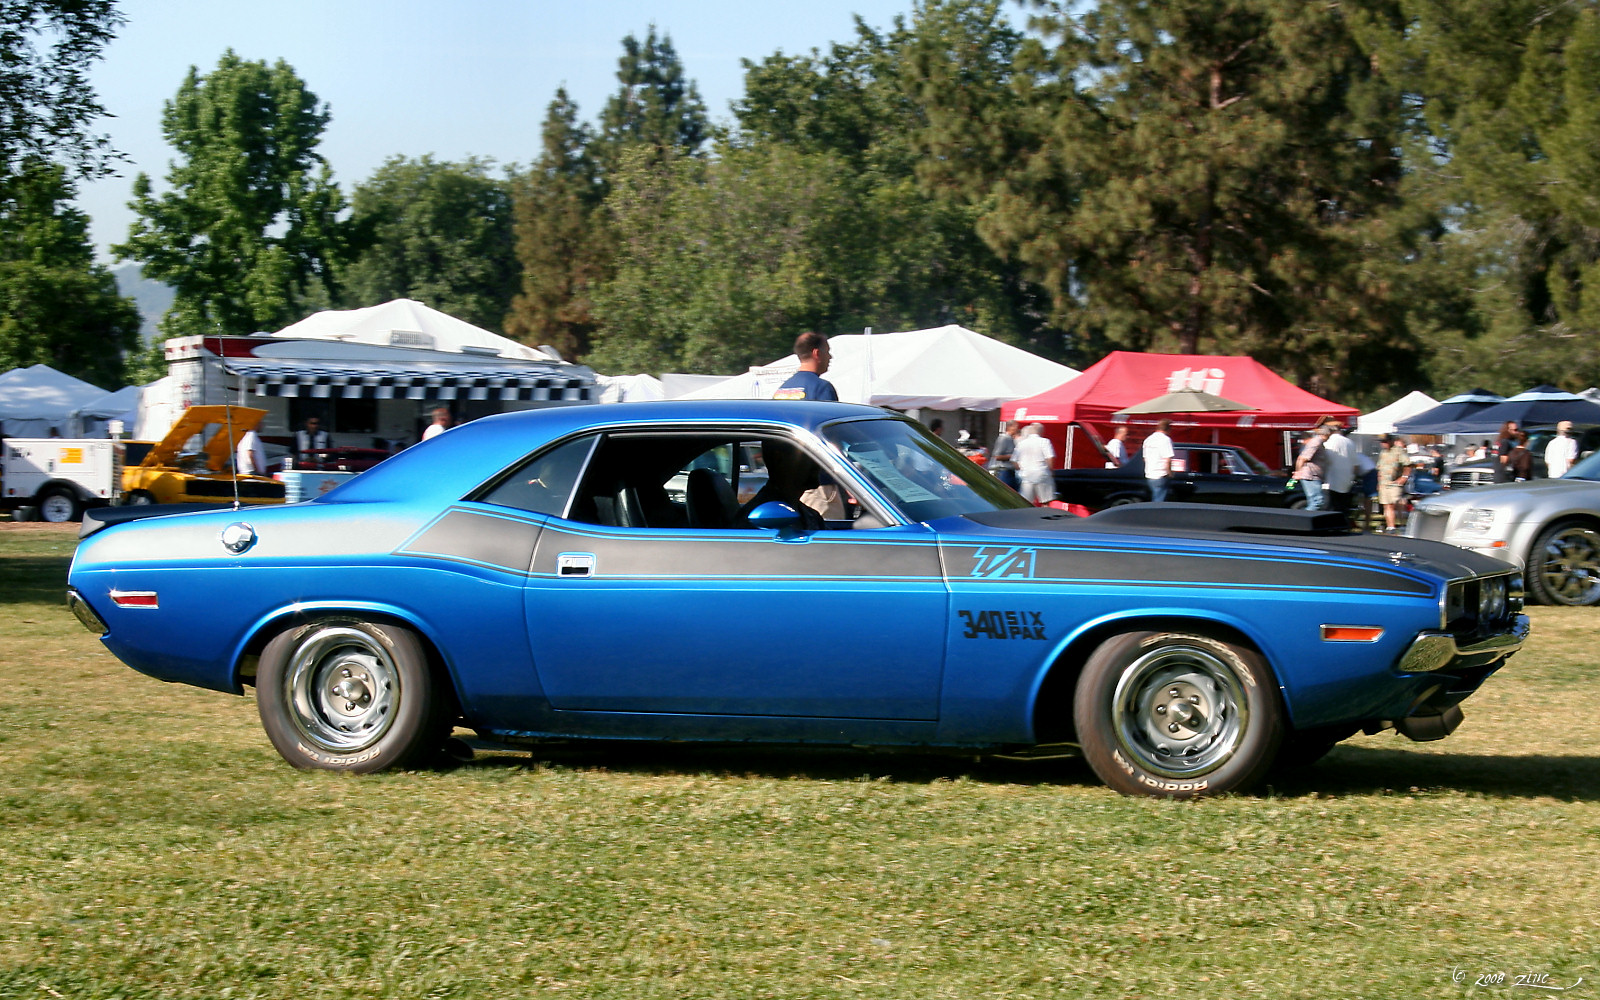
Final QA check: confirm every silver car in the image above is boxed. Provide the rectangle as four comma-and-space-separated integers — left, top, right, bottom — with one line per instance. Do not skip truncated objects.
1408, 450, 1600, 605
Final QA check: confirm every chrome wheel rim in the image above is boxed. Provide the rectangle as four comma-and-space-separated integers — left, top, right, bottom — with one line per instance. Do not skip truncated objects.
1538, 527, 1600, 605
126, 492, 154, 506
285, 626, 399, 752
39, 494, 75, 521
1112, 641, 1249, 778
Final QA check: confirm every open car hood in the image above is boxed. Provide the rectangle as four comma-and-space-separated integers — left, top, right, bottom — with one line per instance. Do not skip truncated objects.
141, 405, 267, 471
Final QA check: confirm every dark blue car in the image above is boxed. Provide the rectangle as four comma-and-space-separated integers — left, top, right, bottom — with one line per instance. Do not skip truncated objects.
67, 401, 1528, 797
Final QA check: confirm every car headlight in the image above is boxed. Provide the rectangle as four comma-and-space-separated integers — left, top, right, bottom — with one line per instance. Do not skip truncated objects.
1458, 508, 1496, 532
1479, 576, 1507, 622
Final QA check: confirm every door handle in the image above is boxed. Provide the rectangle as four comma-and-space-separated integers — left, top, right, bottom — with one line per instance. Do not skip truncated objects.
557, 552, 595, 578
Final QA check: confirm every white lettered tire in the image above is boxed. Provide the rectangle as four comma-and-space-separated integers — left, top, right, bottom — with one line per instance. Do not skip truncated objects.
256, 619, 442, 772
1074, 630, 1283, 798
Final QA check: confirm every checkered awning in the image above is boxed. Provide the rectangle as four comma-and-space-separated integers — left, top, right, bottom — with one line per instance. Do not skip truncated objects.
222, 357, 593, 402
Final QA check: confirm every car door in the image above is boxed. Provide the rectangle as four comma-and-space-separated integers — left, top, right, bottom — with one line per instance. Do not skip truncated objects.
521, 429, 948, 720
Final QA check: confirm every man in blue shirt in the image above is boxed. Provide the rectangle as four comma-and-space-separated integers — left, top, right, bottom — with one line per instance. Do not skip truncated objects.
773, 332, 838, 401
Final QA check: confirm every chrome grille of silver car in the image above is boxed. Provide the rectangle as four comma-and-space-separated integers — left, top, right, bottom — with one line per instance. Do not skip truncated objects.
1410, 510, 1450, 541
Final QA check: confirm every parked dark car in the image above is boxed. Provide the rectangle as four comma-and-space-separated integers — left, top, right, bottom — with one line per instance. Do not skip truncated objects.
1053, 443, 1302, 511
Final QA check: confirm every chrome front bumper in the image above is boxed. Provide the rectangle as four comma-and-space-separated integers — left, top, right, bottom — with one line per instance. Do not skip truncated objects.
1394, 614, 1530, 676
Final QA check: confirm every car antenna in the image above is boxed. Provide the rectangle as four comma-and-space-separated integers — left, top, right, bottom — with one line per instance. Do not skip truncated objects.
224, 404, 241, 512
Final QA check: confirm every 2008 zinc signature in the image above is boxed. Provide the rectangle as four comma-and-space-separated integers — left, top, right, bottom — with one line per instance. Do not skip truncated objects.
1451, 968, 1584, 991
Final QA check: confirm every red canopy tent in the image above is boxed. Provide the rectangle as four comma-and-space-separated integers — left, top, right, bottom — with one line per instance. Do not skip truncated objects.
1002, 351, 1358, 469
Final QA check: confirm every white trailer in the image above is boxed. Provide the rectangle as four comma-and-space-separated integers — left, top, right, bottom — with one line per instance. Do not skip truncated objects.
1, 438, 122, 522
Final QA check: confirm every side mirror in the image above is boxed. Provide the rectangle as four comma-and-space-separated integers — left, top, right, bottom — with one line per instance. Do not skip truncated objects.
747, 501, 803, 532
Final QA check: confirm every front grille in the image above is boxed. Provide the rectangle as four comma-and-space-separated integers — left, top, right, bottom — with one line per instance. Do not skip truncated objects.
1411, 510, 1450, 541
1447, 470, 1493, 490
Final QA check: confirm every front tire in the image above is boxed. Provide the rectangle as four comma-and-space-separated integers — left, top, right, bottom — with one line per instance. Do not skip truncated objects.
1074, 631, 1283, 798
122, 490, 156, 506
256, 619, 444, 772
1526, 520, 1600, 606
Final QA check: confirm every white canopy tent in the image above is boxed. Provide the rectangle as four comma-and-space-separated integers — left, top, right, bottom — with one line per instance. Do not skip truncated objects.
270, 298, 552, 362
677, 325, 1080, 410
1354, 390, 1439, 436
595, 373, 667, 404
71, 385, 143, 437
0, 364, 108, 437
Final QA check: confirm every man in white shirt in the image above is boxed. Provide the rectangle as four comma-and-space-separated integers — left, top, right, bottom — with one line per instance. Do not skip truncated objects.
422, 407, 454, 441
1545, 420, 1579, 478
1015, 423, 1056, 505
235, 427, 268, 477
1105, 426, 1129, 468
1322, 420, 1357, 521
1142, 419, 1175, 501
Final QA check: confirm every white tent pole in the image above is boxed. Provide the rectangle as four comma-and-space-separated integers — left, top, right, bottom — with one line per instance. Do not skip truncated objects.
863, 326, 873, 405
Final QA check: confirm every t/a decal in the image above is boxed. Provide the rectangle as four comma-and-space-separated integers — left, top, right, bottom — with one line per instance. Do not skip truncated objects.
969, 546, 1037, 579
959, 609, 1047, 640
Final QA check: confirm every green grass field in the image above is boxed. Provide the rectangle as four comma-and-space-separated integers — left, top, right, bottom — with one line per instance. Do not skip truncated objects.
2, 522, 1596, 998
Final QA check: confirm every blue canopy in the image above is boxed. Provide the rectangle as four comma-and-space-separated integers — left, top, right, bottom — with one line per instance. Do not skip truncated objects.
1392, 388, 1504, 435
1398, 385, 1600, 435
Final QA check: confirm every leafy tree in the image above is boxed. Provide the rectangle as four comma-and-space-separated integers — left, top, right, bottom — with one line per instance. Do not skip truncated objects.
504, 89, 607, 359
0, 0, 123, 179
910, 0, 1428, 398
588, 145, 847, 374
0, 158, 140, 386
114, 51, 346, 338
341, 156, 517, 331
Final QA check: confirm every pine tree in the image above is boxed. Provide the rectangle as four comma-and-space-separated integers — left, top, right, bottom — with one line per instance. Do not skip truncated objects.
913, 0, 1426, 398
504, 89, 608, 360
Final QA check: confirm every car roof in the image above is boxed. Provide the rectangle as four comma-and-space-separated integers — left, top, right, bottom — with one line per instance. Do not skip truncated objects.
323, 400, 892, 507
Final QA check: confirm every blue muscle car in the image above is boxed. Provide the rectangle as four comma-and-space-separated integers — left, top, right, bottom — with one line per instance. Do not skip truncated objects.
67, 401, 1528, 798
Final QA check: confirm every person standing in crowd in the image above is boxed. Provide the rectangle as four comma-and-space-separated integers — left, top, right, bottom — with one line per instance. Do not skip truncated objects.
422, 407, 454, 441
235, 426, 267, 477
1352, 447, 1377, 531
1321, 419, 1356, 521
1509, 431, 1533, 481
989, 420, 1019, 490
1377, 434, 1410, 534
1545, 420, 1579, 478
1105, 426, 1130, 468
295, 415, 328, 462
1293, 425, 1332, 511
1142, 419, 1175, 501
772, 332, 838, 401
1014, 423, 1056, 506
1493, 420, 1520, 483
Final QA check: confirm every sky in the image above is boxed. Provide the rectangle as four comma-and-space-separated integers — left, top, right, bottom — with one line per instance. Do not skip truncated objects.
80, 0, 928, 261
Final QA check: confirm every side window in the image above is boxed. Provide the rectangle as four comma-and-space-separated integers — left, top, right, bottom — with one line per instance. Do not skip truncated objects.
478, 435, 596, 516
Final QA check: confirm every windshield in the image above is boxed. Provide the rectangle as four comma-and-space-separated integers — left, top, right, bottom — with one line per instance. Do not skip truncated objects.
1562, 449, 1600, 481
825, 418, 1031, 522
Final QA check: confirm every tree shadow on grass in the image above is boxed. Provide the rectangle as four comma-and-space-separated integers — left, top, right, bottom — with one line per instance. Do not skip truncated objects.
459, 737, 1600, 802
0, 555, 72, 607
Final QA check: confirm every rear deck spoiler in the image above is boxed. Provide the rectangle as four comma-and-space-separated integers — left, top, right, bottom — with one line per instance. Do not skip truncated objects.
79, 503, 236, 539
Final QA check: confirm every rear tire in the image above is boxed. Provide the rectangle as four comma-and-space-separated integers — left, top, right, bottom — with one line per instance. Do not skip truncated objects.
37, 488, 81, 523
255, 619, 447, 772
1074, 630, 1283, 798
123, 490, 157, 506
